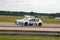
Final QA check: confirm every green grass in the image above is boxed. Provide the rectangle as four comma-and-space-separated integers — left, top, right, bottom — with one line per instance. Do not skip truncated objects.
0, 35, 60, 40
0, 15, 60, 24
0, 15, 24, 22
42, 18, 60, 24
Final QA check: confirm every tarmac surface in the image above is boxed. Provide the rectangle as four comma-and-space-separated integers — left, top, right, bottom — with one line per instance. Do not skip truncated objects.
0, 22, 60, 32
0, 22, 60, 35
0, 22, 60, 27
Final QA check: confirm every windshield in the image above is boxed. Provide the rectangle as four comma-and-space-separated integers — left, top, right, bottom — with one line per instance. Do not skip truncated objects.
23, 18, 31, 21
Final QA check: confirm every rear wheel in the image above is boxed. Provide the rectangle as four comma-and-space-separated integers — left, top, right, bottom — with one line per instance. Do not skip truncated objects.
38, 23, 42, 26
24, 22, 28, 26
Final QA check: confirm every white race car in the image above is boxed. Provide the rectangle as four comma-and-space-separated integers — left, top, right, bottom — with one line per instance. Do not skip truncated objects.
15, 16, 42, 26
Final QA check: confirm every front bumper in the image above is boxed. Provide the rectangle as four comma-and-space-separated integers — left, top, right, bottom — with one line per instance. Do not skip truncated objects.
15, 21, 20, 25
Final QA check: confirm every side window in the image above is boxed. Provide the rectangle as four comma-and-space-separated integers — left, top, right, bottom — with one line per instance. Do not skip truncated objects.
35, 19, 39, 22
29, 19, 39, 22
29, 19, 35, 21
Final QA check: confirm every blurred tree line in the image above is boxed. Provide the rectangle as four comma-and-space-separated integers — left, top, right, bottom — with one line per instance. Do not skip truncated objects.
0, 11, 60, 17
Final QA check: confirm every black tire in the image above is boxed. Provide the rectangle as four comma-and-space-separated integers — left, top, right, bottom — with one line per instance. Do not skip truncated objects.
24, 22, 28, 26
38, 23, 42, 26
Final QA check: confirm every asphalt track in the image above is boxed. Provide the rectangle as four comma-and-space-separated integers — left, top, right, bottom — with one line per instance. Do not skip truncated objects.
0, 22, 60, 27
0, 22, 60, 35
0, 22, 60, 31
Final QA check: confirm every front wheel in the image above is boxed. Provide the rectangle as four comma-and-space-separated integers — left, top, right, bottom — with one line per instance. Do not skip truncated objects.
38, 23, 42, 26
24, 22, 28, 26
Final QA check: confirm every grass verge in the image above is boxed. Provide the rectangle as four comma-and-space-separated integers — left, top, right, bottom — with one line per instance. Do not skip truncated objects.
42, 18, 60, 24
0, 35, 60, 40
0, 15, 60, 24
0, 15, 24, 22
